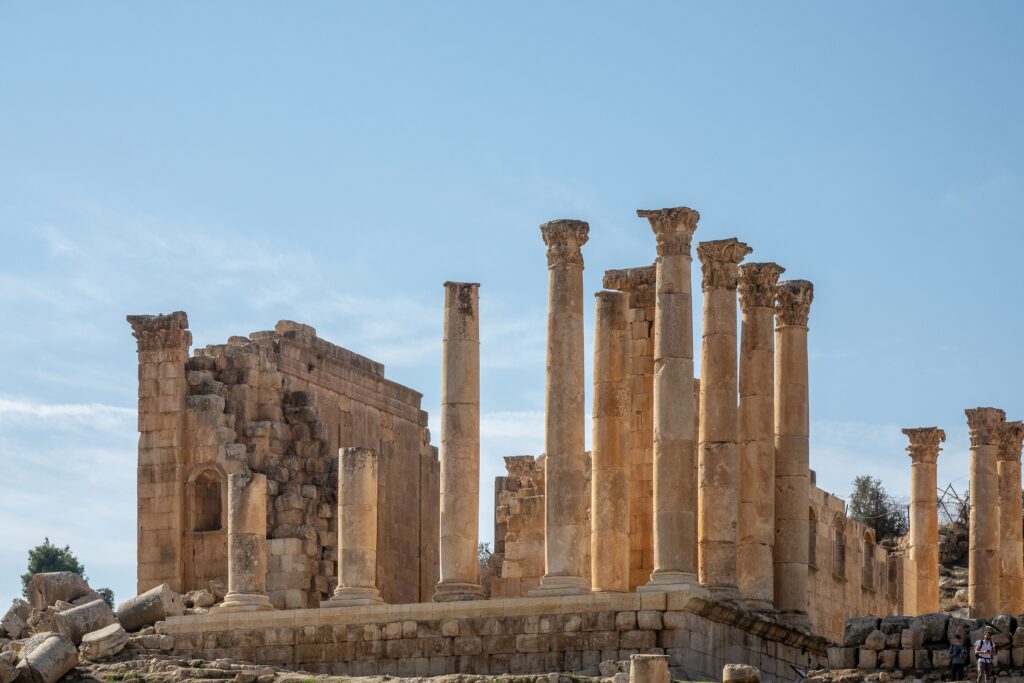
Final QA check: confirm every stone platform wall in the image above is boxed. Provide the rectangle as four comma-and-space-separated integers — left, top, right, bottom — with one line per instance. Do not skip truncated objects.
157, 593, 826, 682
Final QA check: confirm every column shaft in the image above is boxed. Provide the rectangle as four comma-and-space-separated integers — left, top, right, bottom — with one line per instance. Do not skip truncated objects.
967, 407, 1005, 618
998, 421, 1024, 615
532, 219, 590, 596
591, 290, 631, 592
637, 206, 706, 597
903, 427, 945, 615
325, 446, 384, 607
215, 473, 273, 612
434, 282, 484, 602
696, 239, 751, 600
772, 280, 813, 627
737, 263, 784, 612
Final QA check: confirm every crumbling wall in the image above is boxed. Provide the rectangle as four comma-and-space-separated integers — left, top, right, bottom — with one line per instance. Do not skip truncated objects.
131, 314, 439, 609
490, 456, 546, 598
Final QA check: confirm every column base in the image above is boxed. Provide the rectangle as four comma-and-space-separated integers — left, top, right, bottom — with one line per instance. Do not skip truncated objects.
321, 586, 384, 608
639, 570, 709, 596
432, 581, 485, 602
528, 575, 590, 597
211, 592, 274, 613
743, 598, 778, 615
705, 582, 746, 609
778, 610, 811, 632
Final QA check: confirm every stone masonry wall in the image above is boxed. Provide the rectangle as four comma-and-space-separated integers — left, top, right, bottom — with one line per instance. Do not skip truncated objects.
132, 314, 439, 610
157, 592, 827, 681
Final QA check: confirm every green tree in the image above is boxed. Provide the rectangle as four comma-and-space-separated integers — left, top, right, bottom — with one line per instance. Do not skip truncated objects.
848, 475, 909, 541
20, 538, 115, 608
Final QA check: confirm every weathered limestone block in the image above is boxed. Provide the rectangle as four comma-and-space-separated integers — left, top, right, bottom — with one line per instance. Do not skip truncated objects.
828, 647, 856, 669
79, 623, 128, 660
864, 630, 886, 650
932, 649, 951, 668
913, 649, 931, 669
896, 649, 914, 669
723, 663, 761, 683
117, 583, 185, 632
858, 649, 877, 669
900, 628, 923, 649
844, 617, 881, 646
14, 632, 78, 683
0, 653, 16, 683
1, 601, 31, 639
25, 572, 91, 609
53, 599, 115, 645
908, 614, 947, 644
1012, 646, 1024, 668
877, 650, 897, 669
1013, 626, 1024, 647
630, 654, 670, 683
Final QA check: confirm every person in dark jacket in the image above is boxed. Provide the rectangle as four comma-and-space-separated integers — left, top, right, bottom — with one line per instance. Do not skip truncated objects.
949, 633, 967, 680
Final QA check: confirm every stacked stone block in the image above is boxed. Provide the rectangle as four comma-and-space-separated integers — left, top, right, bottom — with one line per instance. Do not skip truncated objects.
491, 456, 546, 598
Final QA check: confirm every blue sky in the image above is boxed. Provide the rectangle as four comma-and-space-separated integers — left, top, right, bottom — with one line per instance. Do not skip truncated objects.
1, 2, 1022, 607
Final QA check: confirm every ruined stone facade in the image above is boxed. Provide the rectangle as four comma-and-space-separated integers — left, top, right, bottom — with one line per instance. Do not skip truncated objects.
129, 315, 439, 609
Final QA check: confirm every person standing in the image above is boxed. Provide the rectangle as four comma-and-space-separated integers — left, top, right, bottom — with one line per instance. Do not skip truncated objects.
949, 634, 967, 680
975, 629, 996, 683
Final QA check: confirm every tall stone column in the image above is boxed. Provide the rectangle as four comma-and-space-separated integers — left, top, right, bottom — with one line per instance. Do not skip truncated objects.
736, 262, 785, 612
214, 472, 274, 612
696, 238, 751, 600
603, 265, 656, 590
966, 407, 1005, 619
127, 312, 192, 595
998, 420, 1024, 616
591, 290, 631, 592
636, 206, 706, 597
324, 447, 385, 607
903, 427, 945, 616
772, 279, 813, 627
531, 219, 591, 597
434, 282, 484, 602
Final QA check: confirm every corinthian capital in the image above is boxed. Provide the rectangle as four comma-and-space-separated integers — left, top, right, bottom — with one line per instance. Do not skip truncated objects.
738, 262, 786, 311
637, 207, 699, 257
902, 427, 945, 463
540, 219, 589, 268
774, 280, 814, 327
127, 311, 192, 352
998, 420, 1024, 462
965, 407, 1007, 448
696, 238, 752, 290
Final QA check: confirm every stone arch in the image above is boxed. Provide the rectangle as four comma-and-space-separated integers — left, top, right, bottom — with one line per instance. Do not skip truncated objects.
809, 507, 818, 568
187, 464, 226, 533
832, 514, 846, 580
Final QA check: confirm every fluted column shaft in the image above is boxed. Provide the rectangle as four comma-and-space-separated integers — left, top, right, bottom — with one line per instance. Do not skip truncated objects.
637, 206, 706, 597
215, 472, 274, 612
696, 239, 751, 599
532, 219, 590, 597
435, 282, 484, 602
736, 263, 784, 612
591, 290, 631, 592
967, 407, 1005, 618
998, 421, 1024, 615
772, 280, 813, 627
325, 447, 384, 607
903, 427, 945, 615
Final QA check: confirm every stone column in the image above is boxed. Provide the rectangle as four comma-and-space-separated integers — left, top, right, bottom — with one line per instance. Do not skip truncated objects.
772, 279, 813, 627
736, 262, 785, 612
903, 427, 945, 616
214, 472, 274, 612
324, 447, 384, 607
603, 265, 656, 590
591, 290, 631, 592
696, 238, 751, 600
127, 312, 192, 595
966, 407, 1005, 618
998, 420, 1024, 616
636, 206, 706, 597
433, 282, 484, 602
531, 219, 591, 597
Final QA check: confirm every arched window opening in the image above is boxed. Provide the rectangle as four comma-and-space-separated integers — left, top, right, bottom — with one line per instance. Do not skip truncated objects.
193, 470, 222, 532
833, 517, 846, 580
862, 530, 876, 590
808, 507, 818, 568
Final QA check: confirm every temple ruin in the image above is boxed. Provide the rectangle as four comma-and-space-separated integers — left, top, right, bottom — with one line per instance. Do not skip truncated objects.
126, 204, 1024, 681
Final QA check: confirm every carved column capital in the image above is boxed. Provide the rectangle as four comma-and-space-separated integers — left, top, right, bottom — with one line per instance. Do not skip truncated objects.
774, 280, 814, 327
696, 238, 752, 290
966, 407, 1007, 448
637, 207, 699, 257
127, 311, 192, 351
998, 421, 1024, 462
902, 427, 946, 463
540, 219, 589, 268
603, 265, 655, 308
738, 262, 786, 311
